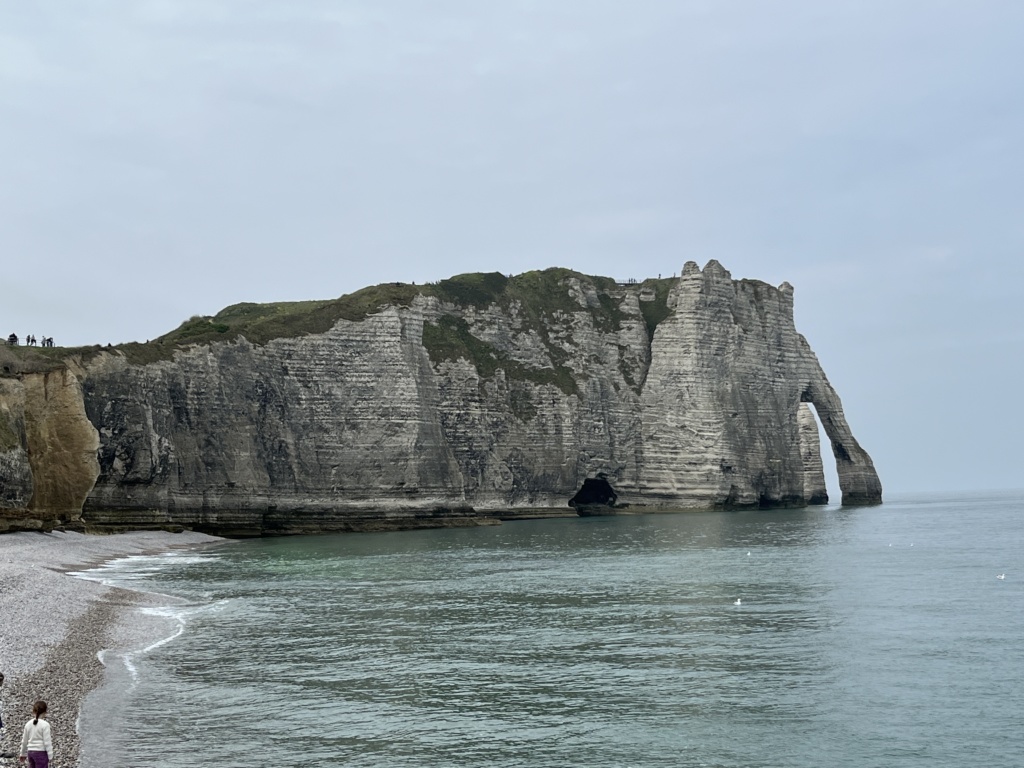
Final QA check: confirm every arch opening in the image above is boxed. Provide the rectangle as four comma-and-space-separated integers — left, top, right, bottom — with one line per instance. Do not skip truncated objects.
800, 401, 837, 506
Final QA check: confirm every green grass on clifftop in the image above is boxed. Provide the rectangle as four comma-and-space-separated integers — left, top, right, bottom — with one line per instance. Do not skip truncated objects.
119, 285, 423, 364
0, 343, 109, 375
96, 269, 680, 371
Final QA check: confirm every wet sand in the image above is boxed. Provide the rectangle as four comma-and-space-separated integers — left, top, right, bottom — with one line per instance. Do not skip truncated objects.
0, 531, 224, 768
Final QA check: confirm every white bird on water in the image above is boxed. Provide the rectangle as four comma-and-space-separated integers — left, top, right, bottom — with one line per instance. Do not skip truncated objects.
733, 598, 742, 605
997, 573, 1006, 580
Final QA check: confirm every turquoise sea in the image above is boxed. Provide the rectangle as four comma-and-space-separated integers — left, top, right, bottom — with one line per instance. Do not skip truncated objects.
76, 491, 1023, 768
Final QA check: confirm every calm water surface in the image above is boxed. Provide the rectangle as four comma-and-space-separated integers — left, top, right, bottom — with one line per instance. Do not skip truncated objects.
78, 491, 1024, 767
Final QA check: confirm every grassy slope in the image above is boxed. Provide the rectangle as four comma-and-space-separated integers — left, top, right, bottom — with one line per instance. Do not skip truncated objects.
2, 271, 677, 386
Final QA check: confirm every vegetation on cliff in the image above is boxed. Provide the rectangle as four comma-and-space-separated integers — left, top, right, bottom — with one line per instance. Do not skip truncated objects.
421, 315, 579, 397
0, 344, 102, 376
111, 269, 672, 364
3, 270, 677, 383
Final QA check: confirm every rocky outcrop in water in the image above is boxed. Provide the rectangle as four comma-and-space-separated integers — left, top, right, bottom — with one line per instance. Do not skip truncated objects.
0, 261, 881, 535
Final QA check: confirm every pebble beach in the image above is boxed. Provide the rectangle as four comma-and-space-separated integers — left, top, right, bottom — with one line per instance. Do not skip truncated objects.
0, 531, 224, 768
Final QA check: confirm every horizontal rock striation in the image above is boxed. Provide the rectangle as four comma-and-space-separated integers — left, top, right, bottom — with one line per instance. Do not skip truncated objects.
635, 261, 875, 507
0, 261, 881, 535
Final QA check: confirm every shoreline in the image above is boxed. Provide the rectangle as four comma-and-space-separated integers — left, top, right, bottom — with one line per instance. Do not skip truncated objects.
0, 531, 225, 768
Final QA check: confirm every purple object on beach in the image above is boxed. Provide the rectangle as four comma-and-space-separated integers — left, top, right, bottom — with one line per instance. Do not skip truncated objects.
27, 751, 49, 768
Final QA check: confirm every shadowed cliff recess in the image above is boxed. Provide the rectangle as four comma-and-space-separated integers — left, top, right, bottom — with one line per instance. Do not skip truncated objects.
569, 474, 619, 511
0, 261, 882, 536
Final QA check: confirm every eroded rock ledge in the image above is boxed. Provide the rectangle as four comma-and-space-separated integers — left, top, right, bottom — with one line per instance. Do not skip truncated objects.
0, 262, 881, 535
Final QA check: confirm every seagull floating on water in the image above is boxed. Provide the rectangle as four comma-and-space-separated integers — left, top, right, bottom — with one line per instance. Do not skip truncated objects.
733, 598, 742, 605
747, 551, 751, 556
997, 573, 1006, 580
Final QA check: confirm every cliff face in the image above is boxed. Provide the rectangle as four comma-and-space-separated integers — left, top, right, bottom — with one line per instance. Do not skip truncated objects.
1, 261, 881, 535
637, 262, 876, 506
0, 378, 33, 515
0, 369, 99, 532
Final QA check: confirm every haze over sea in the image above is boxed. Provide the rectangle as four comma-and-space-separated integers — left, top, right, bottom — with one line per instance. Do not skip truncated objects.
76, 491, 1023, 768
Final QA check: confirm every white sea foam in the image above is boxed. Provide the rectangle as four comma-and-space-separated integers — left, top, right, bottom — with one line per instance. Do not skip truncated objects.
69, 549, 227, 690
69, 552, 222, 589
137, 600, 228, 650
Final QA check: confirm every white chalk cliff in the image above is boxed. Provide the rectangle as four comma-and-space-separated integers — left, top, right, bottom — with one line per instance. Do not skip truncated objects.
0, 262, 881, 535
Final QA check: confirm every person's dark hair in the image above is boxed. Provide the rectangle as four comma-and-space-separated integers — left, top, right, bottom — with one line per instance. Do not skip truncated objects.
32, 700, 47, 725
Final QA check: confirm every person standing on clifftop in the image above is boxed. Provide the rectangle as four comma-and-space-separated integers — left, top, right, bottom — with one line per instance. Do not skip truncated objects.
18, 701, 52, 768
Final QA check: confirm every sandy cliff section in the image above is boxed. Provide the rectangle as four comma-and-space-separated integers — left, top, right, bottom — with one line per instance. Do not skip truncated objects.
24, 368, 101, 524
0, 369, 100, 531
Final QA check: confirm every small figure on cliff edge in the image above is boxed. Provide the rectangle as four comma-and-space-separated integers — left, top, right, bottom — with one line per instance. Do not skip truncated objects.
7, 333, 17, 346
18, 700, 53, 768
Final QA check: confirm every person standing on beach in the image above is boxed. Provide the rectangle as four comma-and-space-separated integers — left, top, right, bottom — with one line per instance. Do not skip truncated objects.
18, 701, 52, 768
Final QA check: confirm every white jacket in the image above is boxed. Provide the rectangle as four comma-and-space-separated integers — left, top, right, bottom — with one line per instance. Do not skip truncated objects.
20, 717, 53, 757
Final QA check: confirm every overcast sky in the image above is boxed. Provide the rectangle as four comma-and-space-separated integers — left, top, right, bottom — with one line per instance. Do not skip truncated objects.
3, 1, 1022, 496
